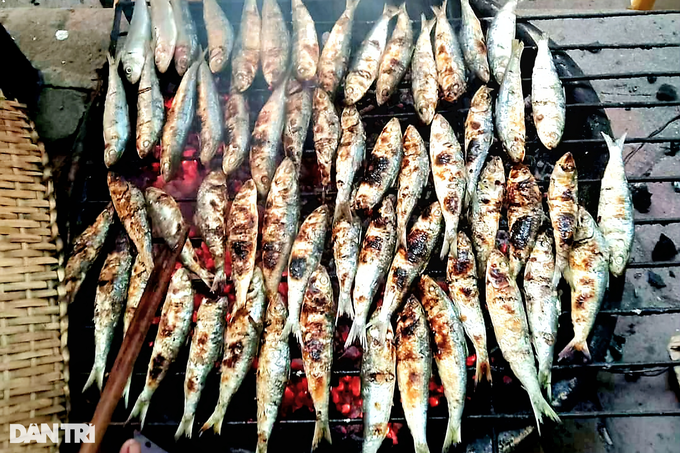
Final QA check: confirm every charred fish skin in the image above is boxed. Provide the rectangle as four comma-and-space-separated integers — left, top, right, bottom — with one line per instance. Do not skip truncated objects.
175, 297, 227, 440
284, 205, 331, 341
506, 164, 542, 278
332, 213, 362, 320
487, 0, 517, 84
291, 0, 319, 82
396, 125, 430, 250
432, 0, 467, 104
334, 105, 366, 223
121, 0, 151, 84
464, 85, 494, 210
222, 92, 250, 177
149, 0, 177, 74
598, 133, 634, 277
232, 0, 261, 93
459, 0, 490, 83
548, 152, 578, 286
283, 79, 313, 172
485, 250, 560, 431
300, 265, 336, 449
346, 195, 397, 348
262, 158, 301, 298
203, 0, 234, 74
202, 267, 267, 435
376, 3, 414, 106
496, 39, 525, 163
161, 61, 199, 182
136, 50, 164, 159
128, 267, 194, 427
362, 309, 397, 453
312, 88, 341, 189
353, 117, 403, 212
256, 294, 291, 453
344, 4, 399, 105
195, 171, 228, 292
430, 113, 466, 260
560, 207, 609, 361
104, 54, 130, 168
83, 233, 132, 393
197, 60, 224, 167
532, 35, 565, 149
172, 0, 199, 77
470, 156, 505, 279
317, 0, 361, 96
411, 15, 438, 125
261, 0, 290, 88
418, 274, 468, 451
395, 296, 432, 453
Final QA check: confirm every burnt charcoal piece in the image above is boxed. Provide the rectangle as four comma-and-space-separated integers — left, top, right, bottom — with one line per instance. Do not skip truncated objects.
647, 75, 657, 84
652, 233, 677, 261
665, 141, 680, 157
647, 271, 666, 289
670, 270, 676, 278
631, 184, 652, 213
656, 84, 678, 101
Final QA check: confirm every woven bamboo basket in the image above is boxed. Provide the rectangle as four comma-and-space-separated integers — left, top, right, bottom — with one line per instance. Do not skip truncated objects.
0, 95, 68, 452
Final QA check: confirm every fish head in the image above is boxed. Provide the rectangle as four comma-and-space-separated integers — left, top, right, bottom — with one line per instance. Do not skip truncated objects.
608, 242, 629, 276
508, 139, 525, 163
574, 206, 596, 242
209, 50, 227, 74
341, 105, 361, 128
556, 152, 577, 175
154, 46, 173, 73
104, 142, 122, 168
471, 85, 493, 110
418, 104, 436, 125
538, 129, 561, 150
296, 63, 315, 82
486, 249, 512, 289
233, 70, 251, 92
123, 53, 144, 84
161, 160, 176, 182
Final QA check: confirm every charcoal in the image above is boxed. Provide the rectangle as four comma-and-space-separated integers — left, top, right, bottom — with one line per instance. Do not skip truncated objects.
647, 271, 666, 289
656, 84, 678, 101
664, 141, 679, 156
674, 181, 680, 193
652, 233, 677, 261
631, 184, 652, 213
670, 270, 676, 278
647, 75, 657, 84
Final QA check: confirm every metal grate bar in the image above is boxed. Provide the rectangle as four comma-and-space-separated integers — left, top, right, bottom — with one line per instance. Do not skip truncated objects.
524, 70, 680, 83
633, 217, 680, 225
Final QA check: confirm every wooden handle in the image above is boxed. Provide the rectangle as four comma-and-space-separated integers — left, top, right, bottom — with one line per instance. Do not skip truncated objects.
79, 227, 189, 453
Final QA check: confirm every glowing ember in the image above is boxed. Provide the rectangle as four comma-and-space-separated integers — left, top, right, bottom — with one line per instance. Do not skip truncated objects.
428, 376, 445, 407
386, 422, 403, 445
281, 376, 315, 416
331, 376, 362, 419
466, 354, 477, 367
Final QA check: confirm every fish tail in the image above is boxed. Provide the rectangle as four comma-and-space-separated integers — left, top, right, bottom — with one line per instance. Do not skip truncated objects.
122, 375, 132, 408
82, 361, 105, 393
345, 317, 367, 349
442, 417, 461, 452
383, 2, 400, 17
200, 403, 227, 435
601, 131, 628, 156
127, 392, 151, 429
196, 266, 214, 289
415, 440, 431, 453
476, 357, 492, 385
345, 0, 361, 13
399, 224, 408, 251
512, 38, 525, 56
398, 2, 408, 14
368, 310, 389, 343
431, 0, 447, 18
210, 268, 227, 293
420, 13, 435, 34
312, 416, 332, 449
337, 292, 355, 322
175, 412, 195, 440
528, 391, 561, 433
334, 201, 353, 225
558, 337, 591, 361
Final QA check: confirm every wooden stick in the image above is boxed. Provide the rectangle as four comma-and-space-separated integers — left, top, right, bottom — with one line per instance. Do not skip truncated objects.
79, 226, 189, 453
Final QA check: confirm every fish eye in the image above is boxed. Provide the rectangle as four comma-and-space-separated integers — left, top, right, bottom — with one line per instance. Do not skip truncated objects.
125, 66, 132, 74
615, 255, 624, 265
143, 140, 150, 149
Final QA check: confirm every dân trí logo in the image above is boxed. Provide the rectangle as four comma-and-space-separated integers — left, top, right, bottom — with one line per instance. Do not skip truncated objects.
10, 424, 95, 444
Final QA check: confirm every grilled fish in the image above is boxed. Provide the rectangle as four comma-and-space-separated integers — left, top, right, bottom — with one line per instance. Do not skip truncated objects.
548, 152, 578, 286
460, 0, 490, 83
486, 249, 560, 431
291, 0, 319, 82
283, 79, 313, 171
344, 4, 398, 105
487, 0, 517, 84
346, 195, 397, 348
232, 0, 261, 92
222, 92, 250, 177
333, 213, 362, 320
262, 158, 300, 297
300, 265, 336, 449
334, 105, 366, 223
464, 85, 494, 210
121, 0, 151, 84
411, 15, 438, 125
104, 54, 130, 168
418, 274, 468, 450
353, 117, 403, 212
532, 35, 565, 149
195, 171, 228, 291
128, 267, 194, 427
261, 0, 290, 88
284, 205, 330, 341
136, 49, 164, 159
396, 125, 430, 250
432, 0, 467, 103
395, 296, 432, 453
202, 267, 267, 434
175, 296, 227, 439
598, 133, 634, 277
197, 60, 224, 166
172, 0, 199, 76
312, 88, 341, 189
506, 164, 542, 278
317, 0, 361, 96
496, 39, 525, 163
203, 0, 234, 74
430, 113, 466, 260
149, 0, 176, 74
83, 233, 132, 392
376, 3, 414, 106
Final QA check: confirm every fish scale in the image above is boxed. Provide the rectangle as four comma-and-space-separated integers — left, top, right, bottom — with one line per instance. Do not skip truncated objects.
433, 0, 467, 103
121, 0, 150, 84
334, 105, 365, 223
203, 0, 234, 74
149, 0, 176, 74
222, 92, 250, 177
197, 61, 224, 166
411, 14, 438, 125
317, 0, 361, 96
376, 3, 414, 106
136, 50, 164, 159
232, 0, 261, 93
195, 171, 228, 292
172, 0, 199, 77
261, 0, 290, 88
312, 88, 340, 189
396, 125, 430, 250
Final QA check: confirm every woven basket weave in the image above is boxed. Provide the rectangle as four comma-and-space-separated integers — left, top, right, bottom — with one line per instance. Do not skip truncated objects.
0, 96, 68, 452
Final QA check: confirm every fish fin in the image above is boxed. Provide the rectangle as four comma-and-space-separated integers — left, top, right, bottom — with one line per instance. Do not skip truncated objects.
336, 292, 355, 323
442, 418, 461, 452
122, 375, 132, 408
601, 131, 627, 156
82, 362, 104, 393
383, 3, 400, 18
432, 0, 447, 18
175, 413, 194, 440
439, 230, 451, 261
399, 2, 408, 15
312, 417, 332, 449
511, 39, 525, 56
334, 201, 353, 225
345, 0, 361, 13
201, 404, 227, 435
345, 317, 367, 349
127, 394, 151, 429
420, 13, 436, 33
197, 266, 214, 289
528, 391, 561, 432
476, 358, 492, 386
210, 269, 227, 293
558, 337, 591, 361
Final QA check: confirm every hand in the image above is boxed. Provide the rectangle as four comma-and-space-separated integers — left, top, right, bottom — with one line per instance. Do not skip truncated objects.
120, 439, 141, 453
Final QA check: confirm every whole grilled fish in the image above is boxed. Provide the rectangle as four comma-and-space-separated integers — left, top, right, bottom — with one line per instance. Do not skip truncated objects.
104, 54, 130, 168
144, 186, 213, 287
395, 296, 432, 453
300, 265, 336, 449
136, 49, 164, 159
411, 15, 438, 125
532, 35, 565, 149
460, 0, 490, 83
195, 171, 228, 291
172, 0, 199, 76
203, 0, 234, 73
548, 152, 578, 286
524, 227, 560, 395
256, 294, 291, 453
317, 0, 361, 96
262, 158, 300, 297
487, 0, 517, 84
561, 207, 609, 361
121, 0, 151, 84
432, 0, 467, 103
464, 85, 494, 210
418, 274, 468, 450
197, 60, 224, 166
261, 0, 290, 88
346, 195, 397, 348
396, 125, 430, 249
232, 0, 261, 92
447, 231, 490, 385
149, 0, 176, 73
353, 117, 403, 212
83, 233, 132, 392
222, 92, 250, 177
470, 156, 505, 279
376, 3, 414, 106
496, 39, 525, 163
334, 105, 366, 223
312, 88, 341, 189
227, 179, 259, 315
375, 201, 443, 340
284, 205, 330, 341
250, 79, 287, 198
128, 267, 194, 427
430, 113, 466, 260
161, 60, 199, 181
598, 133, 634, 277
64, 203, 115, 304
202, 267, 267, 434
506, 164, 542, 278
291, 0, 319, 82
283, 79, 313, 171
344, 4, 398, 105
333, 213, 362, 320
486, 249, 561, 431
176, 297, 227, 439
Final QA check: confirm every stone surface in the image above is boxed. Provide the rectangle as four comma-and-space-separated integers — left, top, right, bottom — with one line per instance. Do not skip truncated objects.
0, 0, 101, 8
34, 87, 87, 141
